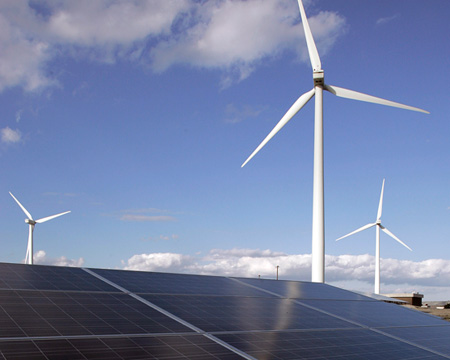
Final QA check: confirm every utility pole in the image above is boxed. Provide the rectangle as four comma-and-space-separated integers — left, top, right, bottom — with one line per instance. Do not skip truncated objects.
276, 265, 279, 280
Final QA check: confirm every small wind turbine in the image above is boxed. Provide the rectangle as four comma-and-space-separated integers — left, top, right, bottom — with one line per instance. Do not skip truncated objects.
241, 0, 428, 283
336, 179, 411, 294
9, 192, 71, 265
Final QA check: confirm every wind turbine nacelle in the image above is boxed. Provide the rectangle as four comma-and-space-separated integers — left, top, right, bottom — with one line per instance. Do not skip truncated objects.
313, 70, 324, 86
25, 219, 36, 225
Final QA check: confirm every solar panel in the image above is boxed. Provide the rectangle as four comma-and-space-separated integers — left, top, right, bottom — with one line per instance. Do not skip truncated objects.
92, 268, 274, 297
0, 335, 242, 359
0, 262, 119, 292
234, 277, 372, 300
382, 326, 450, 356
216, 330, 446, 360
1, 262, 449, 359
141, 295, 355, 332
0, 290, 192, 337
298, 299, 447, 328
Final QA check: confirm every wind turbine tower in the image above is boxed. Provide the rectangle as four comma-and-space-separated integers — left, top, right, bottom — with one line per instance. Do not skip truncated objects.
9, 192, 71, 265
241, 0, 428, 283
336, 179, 412, 294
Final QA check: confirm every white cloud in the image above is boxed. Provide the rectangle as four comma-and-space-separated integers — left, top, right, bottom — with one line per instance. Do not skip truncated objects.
151, 1, 298, 72
207, 247, 287, 259
121, 248, 450, 300
33, 250, 84, 267
46, 1, 189, 46
15, 109, 23, 122
376, 14, 399, 26
1, 126, 22, 144
123, 252, 194, 272
151, 1, 345, 86
0, 0, 346, 92
0, 9, 53, 92
0, 0, 189, 91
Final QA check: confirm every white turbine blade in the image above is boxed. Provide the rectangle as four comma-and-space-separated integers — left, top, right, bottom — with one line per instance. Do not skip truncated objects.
324, 85, 429, 114
9, 192, 33, 220
297, 0, 321, 72
336, 223, 377, 241
241, 88, 315, 168
377, 179, 385, 221
380, 225, 412, 251
36, 211, 71, 224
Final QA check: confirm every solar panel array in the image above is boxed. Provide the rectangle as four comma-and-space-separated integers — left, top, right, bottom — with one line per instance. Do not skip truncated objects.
0, 262, 449, 359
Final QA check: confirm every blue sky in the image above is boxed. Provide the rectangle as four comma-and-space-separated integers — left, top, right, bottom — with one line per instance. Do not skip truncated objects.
0, 0, 449, 300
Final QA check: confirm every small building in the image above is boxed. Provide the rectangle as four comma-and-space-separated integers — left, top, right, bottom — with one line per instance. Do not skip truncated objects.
384, 292, 424, 306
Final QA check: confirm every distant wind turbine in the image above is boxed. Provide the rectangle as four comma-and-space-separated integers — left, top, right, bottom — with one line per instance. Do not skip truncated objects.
241, 0, 428, 283
9, 192, 71, 265
336, 179, 412, 294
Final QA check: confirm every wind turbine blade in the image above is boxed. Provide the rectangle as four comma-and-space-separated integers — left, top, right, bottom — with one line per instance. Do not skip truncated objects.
336, 223, 377, 241
297, 0, 321, 72
36, 211, 71, 224
380, 225, 412, 251
324, 85, 429, 114
241, 88, 315, 167
9, 192, 33, 220
377, 179, 385, 221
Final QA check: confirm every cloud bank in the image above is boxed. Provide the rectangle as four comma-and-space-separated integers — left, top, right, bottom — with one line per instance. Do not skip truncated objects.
122, 248, 450, 300
0, 0, 346, 92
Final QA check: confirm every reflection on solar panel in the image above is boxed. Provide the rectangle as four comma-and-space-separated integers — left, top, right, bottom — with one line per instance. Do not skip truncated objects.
1, 262, 449, 359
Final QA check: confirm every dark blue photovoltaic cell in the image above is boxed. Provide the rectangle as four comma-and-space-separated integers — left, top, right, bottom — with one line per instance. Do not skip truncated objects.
0, 290, 192, 337
217, 329, 446, 359
298, 299, 448, 328
383, 325, 450, 356
234, 277, 372, 300
0, 262, 118, 292
142, 294, 356, 332
91, 268, 274, 297
0, 334, 244, 359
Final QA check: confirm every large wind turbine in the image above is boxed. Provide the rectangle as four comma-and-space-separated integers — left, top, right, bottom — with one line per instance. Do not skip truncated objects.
336, 179, 411, 294
241, 0, 428, 283
9, 192, 70, 265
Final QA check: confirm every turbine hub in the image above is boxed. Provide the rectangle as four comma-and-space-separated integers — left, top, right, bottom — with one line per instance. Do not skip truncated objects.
313, 70, 324, 86
25, 219, 36, 225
